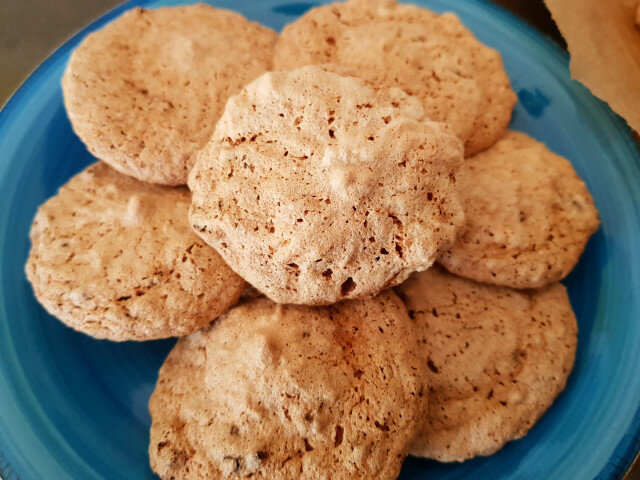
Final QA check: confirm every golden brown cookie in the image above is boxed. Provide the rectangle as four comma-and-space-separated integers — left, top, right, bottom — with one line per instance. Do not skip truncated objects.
26, 162, 245, 341
274, 0, 516, 156
62, 5, 277, 185
396, 266, 577, 462
149, 291, 427, 480
189, 65, 465, 305
439, 130, 599, 289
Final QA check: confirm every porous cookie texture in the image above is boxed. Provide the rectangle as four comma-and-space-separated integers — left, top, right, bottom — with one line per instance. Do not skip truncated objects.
62, 4, 277, 186
396, 267, 577, 462
274, 0, 516, 156
189, 65, 465, 305
25, 162, 245, 341
149, 291, 427, 480
439, 130, 600, 289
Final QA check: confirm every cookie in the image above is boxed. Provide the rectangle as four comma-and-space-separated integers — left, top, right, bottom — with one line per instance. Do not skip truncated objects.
62, 5, 277, 186
149, 291, 427, 480
189, 65, 465, 305
396, 266, 577, 462
274, 0, 516, 156
439, 130, 600, 289
26, 162, 245, 341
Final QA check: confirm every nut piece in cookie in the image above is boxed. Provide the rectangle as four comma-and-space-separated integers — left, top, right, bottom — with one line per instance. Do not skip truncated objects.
62, 4, 277, 185
189, 65, 465, 305
396, 266, 577, 462
439, 130, 599, 288
274, 0, 516, 156
26, 162, 245, 341
149, 291, 427, 480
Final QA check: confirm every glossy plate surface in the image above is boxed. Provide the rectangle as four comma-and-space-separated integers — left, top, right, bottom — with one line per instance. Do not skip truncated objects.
0, 1, 639, 479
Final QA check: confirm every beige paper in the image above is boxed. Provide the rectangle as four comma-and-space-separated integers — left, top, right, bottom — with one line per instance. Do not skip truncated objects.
545, 0, 640, 133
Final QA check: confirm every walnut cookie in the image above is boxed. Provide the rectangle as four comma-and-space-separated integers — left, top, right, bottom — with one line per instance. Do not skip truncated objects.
62, 4, 277, 185
396, 266, 577, 462
26, 162, 245, 341
189, 65, 465, 305
149, 291, 428, 480
274, 0, 516, 156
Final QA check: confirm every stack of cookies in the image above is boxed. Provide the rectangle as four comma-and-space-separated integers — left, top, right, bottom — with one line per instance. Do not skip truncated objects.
25, 1, 600, 478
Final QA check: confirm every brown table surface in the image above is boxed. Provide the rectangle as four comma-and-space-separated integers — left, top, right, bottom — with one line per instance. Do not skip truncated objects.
0, 0, 637, 478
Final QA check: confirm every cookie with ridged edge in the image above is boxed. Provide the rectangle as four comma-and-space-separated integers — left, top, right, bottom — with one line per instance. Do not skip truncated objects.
189, 65, 465, 305
26, 162, 245, 341
439, 130, 599, 289
149, 291, 427, 480
395, 266, 577, 462
62, 4, 277, 186
274, 0, 516, 156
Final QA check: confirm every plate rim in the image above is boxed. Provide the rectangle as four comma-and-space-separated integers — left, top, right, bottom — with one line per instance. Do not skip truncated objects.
0, 0, 639, 479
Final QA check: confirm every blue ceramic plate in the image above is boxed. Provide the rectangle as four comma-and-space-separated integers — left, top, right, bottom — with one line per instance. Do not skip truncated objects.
1, 1, 639, 479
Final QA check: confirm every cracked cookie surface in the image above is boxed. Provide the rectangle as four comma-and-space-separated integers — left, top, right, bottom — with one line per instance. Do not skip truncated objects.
62, 4, 277, 185
149, 290, 427, 480
26, 162, 245, 341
